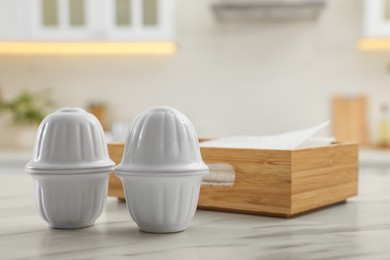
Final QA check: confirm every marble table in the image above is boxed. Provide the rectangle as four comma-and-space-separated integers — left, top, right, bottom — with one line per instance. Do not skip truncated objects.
1, 169, 390, 260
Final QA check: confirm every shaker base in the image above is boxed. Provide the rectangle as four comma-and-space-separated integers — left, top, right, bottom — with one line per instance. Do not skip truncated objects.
138, 224, 188, 234
49, 222, 95, 229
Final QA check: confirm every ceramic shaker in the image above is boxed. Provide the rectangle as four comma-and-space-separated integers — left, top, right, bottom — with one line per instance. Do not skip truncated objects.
115, 106, 208, 233
25, 107, 115, 229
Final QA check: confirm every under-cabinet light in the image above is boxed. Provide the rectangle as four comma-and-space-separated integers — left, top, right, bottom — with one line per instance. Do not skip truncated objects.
0, 42, 176, 55
357, 38, 390, 51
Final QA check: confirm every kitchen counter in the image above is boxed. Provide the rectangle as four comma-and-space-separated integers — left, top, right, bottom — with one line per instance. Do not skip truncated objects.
359, 148, 390, 168
1, 169, 390, 260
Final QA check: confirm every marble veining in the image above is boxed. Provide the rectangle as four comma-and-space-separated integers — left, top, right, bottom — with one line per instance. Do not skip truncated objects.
1, 169, 390, 260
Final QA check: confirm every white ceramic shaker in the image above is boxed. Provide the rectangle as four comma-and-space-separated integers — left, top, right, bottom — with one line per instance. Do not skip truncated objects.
25, 107, 115, 229
115, 106, 208, 233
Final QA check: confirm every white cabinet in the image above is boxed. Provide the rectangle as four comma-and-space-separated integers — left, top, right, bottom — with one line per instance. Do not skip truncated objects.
0, 0, 30, 40
104, 0, 174, 40
363, 0, 390, 37
0, 0, 174, 41
30, 0, 94, 40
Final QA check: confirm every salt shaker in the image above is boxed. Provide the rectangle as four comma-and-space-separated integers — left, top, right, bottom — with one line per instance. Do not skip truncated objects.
25, 107, 115, 229
115, 106, 208, 233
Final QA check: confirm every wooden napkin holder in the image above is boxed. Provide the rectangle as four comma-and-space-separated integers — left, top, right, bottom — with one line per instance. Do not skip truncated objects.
107, 142, 358, 218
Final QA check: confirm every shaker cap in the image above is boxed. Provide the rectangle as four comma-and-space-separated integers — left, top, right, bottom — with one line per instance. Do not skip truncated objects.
26, 107, 115, 173
116, 106, 208, 173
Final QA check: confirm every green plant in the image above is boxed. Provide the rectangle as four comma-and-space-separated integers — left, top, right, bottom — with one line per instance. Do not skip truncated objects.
0, 89, 55, 126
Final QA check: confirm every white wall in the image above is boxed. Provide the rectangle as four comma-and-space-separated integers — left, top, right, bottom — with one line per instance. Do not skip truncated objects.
0, 0, 390, 141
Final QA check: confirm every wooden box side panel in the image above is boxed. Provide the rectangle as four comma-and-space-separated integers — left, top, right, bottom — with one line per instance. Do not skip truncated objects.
108, 143, 125, 199
198, 147, 292, 216
291, 143, 359, 215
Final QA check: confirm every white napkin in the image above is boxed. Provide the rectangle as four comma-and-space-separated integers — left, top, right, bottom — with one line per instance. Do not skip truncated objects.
200, 121, 333, 150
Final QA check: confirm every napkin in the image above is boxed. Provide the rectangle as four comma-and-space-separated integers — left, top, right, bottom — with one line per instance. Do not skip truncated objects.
200, 121, 333, 150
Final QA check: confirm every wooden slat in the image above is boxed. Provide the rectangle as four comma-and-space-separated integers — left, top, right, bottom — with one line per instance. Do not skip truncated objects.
199, 186, 291, 215
291, 181, 358, 215
200, 147, 291, 164
291, 142, 358, 172
292, 164, 358, 194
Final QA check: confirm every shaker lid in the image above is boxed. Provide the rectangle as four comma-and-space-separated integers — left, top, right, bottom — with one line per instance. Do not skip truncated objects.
116, 106, 208, 174
26, 107, 115, 173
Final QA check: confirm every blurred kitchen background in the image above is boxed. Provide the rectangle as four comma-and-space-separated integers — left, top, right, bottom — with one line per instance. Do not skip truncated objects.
1, 0, 390, 169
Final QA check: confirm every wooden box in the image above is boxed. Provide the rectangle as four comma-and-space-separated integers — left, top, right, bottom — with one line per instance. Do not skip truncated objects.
107, 142, 358, 218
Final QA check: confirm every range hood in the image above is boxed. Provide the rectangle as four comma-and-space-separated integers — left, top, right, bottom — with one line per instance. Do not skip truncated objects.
212, 0, 326, 22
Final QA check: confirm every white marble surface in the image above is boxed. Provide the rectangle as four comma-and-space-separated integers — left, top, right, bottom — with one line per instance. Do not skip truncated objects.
359, 148, 390, 168
1, 169, 390, 260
